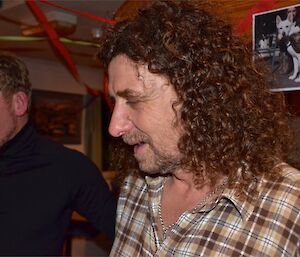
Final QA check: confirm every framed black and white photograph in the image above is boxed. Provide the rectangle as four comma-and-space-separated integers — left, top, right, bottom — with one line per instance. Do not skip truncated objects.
253, 4, 300, 92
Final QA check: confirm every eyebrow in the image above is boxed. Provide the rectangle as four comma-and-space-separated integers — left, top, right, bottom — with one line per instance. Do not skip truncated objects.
116, 89, 143, 99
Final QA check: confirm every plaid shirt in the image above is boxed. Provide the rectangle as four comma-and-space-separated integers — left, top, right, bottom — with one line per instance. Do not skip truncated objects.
110, 164, 300, 257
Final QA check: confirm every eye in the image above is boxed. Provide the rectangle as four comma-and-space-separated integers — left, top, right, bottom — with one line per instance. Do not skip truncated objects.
126, 99, 140, 106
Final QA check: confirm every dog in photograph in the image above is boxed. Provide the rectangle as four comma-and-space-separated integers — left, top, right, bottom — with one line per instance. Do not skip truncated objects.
276, 12, 300, 82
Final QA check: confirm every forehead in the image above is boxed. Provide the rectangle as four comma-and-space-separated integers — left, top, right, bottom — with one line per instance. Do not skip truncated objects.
108, 55, 137, 89
288, 7, 296, 12
107, 55, 169, 96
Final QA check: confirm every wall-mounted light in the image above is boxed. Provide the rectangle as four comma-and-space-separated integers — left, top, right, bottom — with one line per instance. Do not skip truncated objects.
91, 27, 102, 39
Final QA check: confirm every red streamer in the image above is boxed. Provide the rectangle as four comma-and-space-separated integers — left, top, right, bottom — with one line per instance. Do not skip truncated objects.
25, 0, 102, 98
26, 0, 79, 78
103, 74, 114, 111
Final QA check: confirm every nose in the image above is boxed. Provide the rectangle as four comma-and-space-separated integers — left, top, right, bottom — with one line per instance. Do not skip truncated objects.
108, 103, 133, 137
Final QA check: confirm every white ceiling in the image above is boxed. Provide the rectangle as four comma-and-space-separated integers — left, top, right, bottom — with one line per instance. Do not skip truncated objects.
0, 0, 125, 67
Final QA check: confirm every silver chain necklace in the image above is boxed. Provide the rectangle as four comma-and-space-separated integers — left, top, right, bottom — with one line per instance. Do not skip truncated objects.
158, 202, 174, 239
158, 178, 228, 239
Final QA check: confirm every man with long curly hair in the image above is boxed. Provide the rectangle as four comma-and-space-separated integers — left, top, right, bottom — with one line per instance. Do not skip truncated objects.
99, 1, 300, 256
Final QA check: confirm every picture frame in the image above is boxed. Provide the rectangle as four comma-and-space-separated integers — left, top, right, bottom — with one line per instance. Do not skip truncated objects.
253, 4, 300, 92
31, 89, 83, 144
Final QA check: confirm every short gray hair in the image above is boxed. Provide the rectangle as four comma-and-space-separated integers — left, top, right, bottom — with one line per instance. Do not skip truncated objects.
0, 52, 32, 101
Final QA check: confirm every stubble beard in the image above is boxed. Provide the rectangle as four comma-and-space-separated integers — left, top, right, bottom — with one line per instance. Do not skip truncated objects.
123, 132, 181, 175
146, 145, 180, 175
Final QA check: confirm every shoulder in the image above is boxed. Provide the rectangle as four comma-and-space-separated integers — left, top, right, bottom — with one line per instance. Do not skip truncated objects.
260, 163, 300, 209
116, 175, 149, 223
123, 174, 146, 189
261, 163, 300, 186
278, 163, 300, 187
120, 175, 147, 198
35, 135, 99, 174
37, 136, 89, 160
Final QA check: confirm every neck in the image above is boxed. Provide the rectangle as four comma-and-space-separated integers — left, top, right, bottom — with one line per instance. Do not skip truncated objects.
168, 168, 227, 193
158, 169, 227, 238
170, 168, 195, 188
14, 116, 28, 138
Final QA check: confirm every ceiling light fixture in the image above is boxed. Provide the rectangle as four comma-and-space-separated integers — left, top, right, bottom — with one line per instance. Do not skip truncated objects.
21, 10, 77, 37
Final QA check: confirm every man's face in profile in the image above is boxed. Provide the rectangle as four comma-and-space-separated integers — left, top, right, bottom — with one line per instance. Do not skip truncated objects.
107, 54, 182, 175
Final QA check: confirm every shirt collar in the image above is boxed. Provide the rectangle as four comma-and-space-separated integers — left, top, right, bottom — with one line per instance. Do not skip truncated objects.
145, 175, 165, 206
221, 187, 256, 220
144, 174, 259, 221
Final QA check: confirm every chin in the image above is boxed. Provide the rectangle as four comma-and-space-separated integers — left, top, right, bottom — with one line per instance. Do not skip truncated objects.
138, 163, 160, 175
136, 151, 179, 175
138, 162, 176, 176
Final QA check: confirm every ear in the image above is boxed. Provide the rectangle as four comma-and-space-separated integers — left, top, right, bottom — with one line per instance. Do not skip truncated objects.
12, 91, 29, 117
288, 12, 293, 22
276, 15, 282, 26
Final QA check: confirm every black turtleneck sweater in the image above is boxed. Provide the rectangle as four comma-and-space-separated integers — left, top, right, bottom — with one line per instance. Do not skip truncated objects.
0, 122, 117, 256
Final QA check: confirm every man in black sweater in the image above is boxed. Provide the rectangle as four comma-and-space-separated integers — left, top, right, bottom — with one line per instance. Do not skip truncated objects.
0, 52, 117, 255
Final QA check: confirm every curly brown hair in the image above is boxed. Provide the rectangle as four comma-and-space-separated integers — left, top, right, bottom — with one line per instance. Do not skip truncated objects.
98, 1, 292, 196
